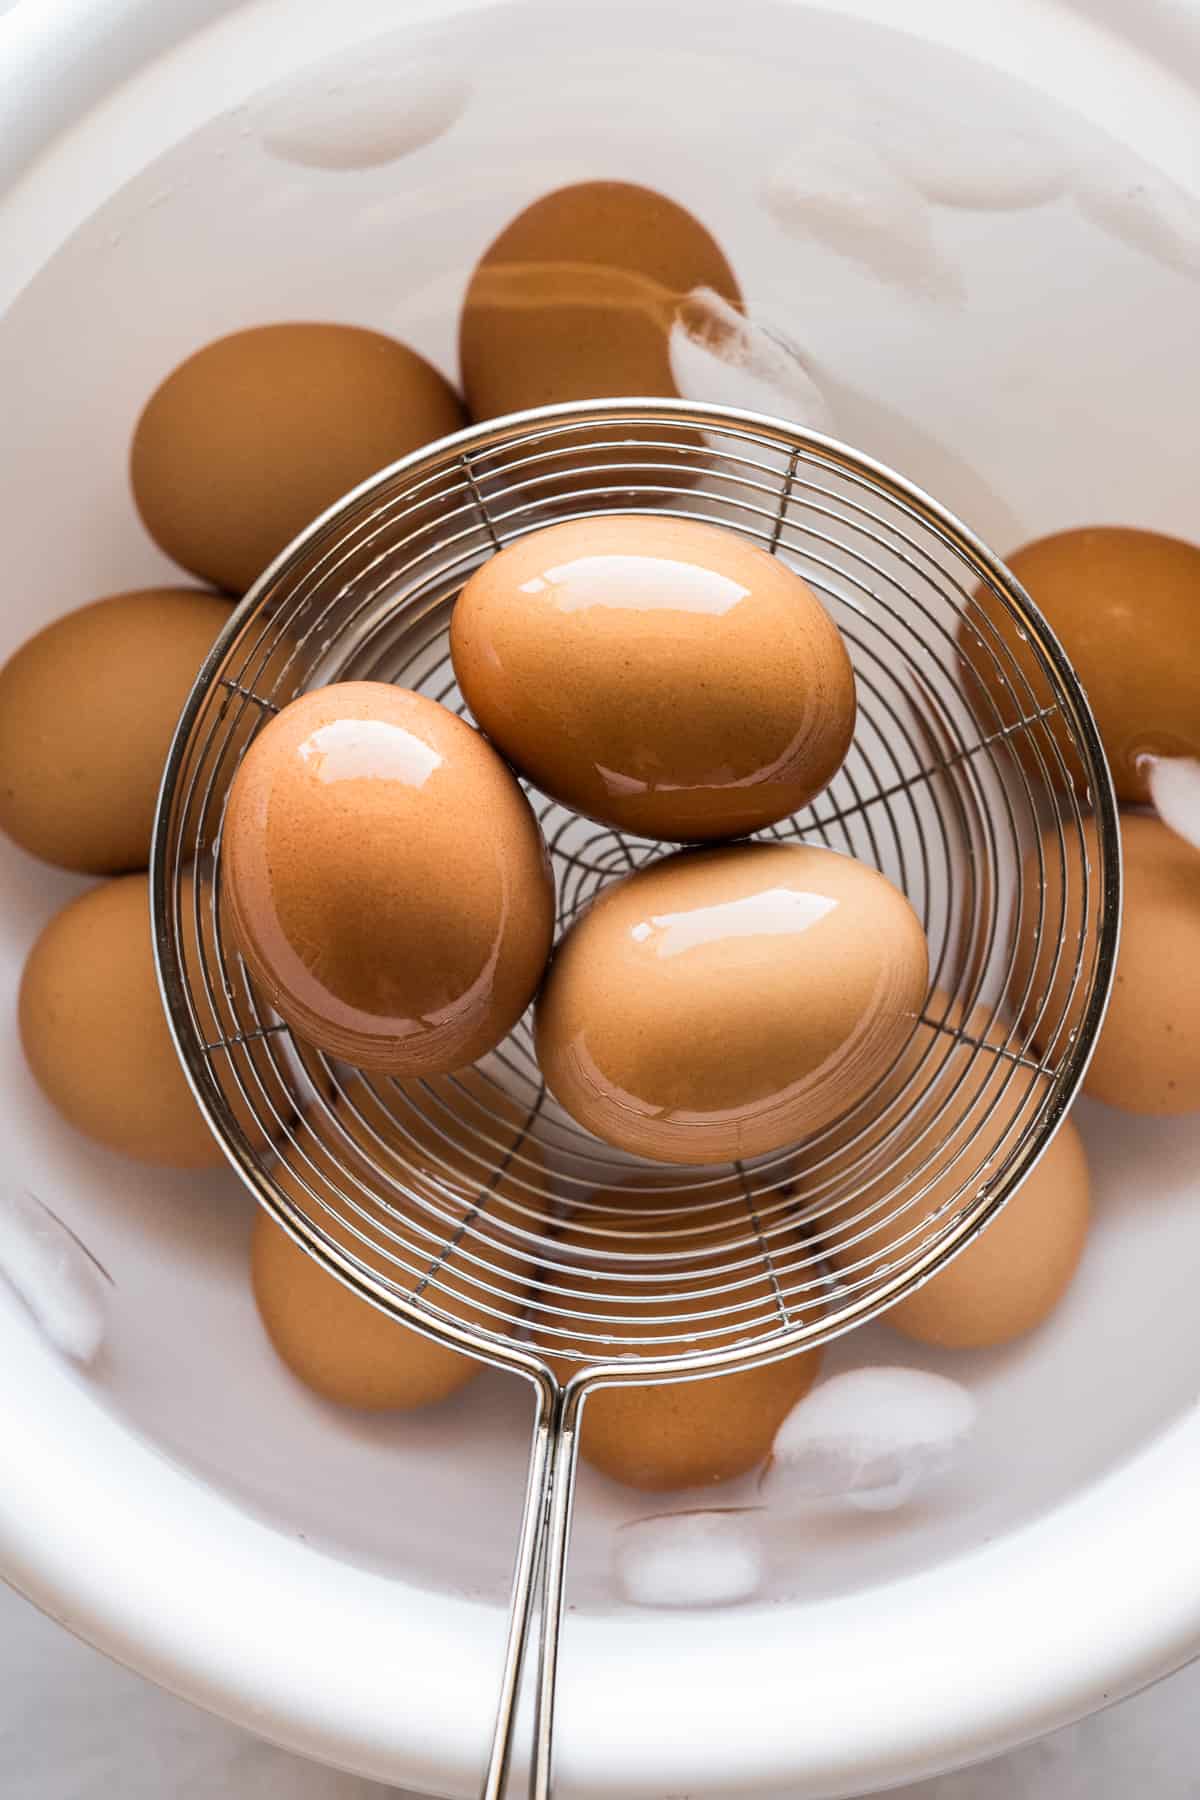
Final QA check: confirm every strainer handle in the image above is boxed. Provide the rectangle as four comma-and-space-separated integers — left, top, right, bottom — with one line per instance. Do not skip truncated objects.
482, 1375, 584, 1800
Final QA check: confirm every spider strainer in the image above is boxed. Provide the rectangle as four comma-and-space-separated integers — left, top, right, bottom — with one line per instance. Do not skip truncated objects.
151, 400, 1119, 1800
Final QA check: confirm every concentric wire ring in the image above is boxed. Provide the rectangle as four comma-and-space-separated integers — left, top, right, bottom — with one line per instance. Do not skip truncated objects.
152, 400, 1120, 1384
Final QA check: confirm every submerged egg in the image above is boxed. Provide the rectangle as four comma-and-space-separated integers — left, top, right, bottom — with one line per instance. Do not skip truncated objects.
0, 588, 232, 874
19, 874, 221, 1168
960, 525, 1200, 804
252, 1100, 544, 1411
221, 682, 555, 1075
131, 323, 465, 593
535, 842, 929, 1165
1014, 811, 1200, 1115
452, 514, 856, 841
812, 991, 1090, 1347
459, 180, 741, 420
533, 1199, 820, 1491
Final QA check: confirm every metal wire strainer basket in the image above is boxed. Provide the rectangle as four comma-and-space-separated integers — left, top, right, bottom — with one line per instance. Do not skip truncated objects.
152, 400, 1119, 1800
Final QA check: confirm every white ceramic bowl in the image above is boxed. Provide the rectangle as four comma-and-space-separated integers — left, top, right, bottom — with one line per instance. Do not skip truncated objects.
2, 2, 1199, 1794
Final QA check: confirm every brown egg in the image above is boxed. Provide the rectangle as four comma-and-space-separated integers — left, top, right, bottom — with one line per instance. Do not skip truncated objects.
0, 588, 232, 873
531, 1196, 820, 1490
452, 515, 856, 841
880, 1116, 1089, 1349
1013, 811, 1200, 1114
19, 873, 221, 1167
459, 181, 742, 421
535, 842, 929, 1164
814, 991, 1090, 1346
131, 324, 465, 594
222, 682, 555, 1074
252, 1109, 542, 1410
959, 526, 1200, 803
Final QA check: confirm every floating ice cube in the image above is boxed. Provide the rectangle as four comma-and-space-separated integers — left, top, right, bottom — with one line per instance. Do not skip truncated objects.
762, 125, 960, 302
614, 1508, 764, 1609
253, 62, 470, 171
1076, 152, 1200, 279
762, 1366, 976, 1512
1142, 755, 1200, 852
0, 1184, 110, 1365
869, 85, 1069, 211
669, 288, 833, 432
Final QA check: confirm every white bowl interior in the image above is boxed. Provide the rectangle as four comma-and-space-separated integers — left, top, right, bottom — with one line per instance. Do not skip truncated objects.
2, 0, 1199, 1788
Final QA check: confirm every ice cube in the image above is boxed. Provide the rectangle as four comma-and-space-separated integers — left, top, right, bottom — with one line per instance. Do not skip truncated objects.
1142, 754, 1200, 853
669, 288, 833, 432
870, 83, 1069, 211
614, 1508, 764, 1609
254, 60, 470, 172
762, 125, 960, 302
762, 1366, 976, 1512
0, 1184, 110, 1365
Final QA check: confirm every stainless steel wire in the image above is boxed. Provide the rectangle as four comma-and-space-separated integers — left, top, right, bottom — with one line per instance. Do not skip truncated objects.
151, 400, 1120, 1800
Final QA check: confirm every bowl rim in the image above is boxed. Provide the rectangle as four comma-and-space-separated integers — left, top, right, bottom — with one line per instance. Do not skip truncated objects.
3, 1290, 1200, 1799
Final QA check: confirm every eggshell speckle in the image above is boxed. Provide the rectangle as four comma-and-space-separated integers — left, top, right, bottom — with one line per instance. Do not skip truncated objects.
222, 683, 555, 1075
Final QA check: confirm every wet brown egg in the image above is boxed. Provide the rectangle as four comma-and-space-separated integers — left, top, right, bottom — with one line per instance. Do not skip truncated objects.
458, 181, 742, 421
1013, 811, 1200, 1114
959, 526, 1200, 803
0, 588, 232, 874
535, 842, 929, 1164
813, 991, 1090, 1347
221, 682, 555, 1075
452, 514, 856, 841
252, 1091, 547, 1410
131, 323, 465, 594
532, 1190, 820, 1490
19, 873, 221, 1167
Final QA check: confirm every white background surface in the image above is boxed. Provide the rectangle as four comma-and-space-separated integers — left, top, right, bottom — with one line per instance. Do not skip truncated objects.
2, 1578, 1196, 1799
